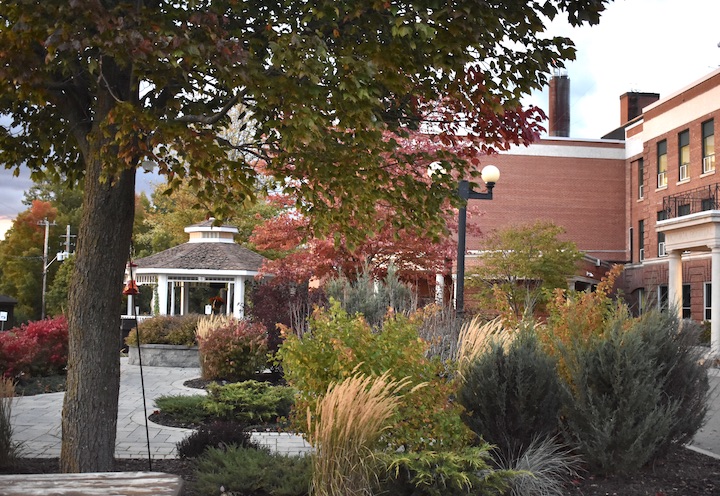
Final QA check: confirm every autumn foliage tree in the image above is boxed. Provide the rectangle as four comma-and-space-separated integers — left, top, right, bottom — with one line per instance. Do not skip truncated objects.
0, 0, 611, 472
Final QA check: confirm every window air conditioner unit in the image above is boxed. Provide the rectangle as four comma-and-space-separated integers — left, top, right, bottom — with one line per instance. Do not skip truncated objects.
704, 154, 716, 174
639, 184, 644, 198
680, 163, 689, 180
639, 248, 645, 261
658, 242, 666, 257
657, 171, 667, 187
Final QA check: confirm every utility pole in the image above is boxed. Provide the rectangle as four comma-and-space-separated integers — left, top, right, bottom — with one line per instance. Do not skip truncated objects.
38, 218, 56, 319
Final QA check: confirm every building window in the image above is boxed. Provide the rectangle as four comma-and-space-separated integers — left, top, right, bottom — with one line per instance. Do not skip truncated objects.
679, 130, 690, 181
656, 284, 689, 316
678, 204, 691, 216
637, 288, 645, 316
657, 210, 667, 257
658, 284, 668, 310
682, 284, 691, 319
638, 158, 644, 199
702, 198, 716, 211
657, 140, 667, 187
703, 119, 715, 174
705, 282, 712, 321
638, 219, 645, 261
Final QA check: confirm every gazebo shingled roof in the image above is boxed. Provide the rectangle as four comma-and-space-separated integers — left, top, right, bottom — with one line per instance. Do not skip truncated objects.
134, 242, 265, 271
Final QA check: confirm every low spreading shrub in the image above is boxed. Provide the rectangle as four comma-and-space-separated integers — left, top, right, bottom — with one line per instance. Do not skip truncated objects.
198, 319, 269, 381
0, 316, 68, 378
458, 324, 563, 460
154, 394, 211, 426
192, 445, 311, 496
277, 302, 470, 451
125, 314, 200, 347
204, 380, 295, 424
176, 421, 256, 459
155, 382, 294, 426
377, 445, 513, 496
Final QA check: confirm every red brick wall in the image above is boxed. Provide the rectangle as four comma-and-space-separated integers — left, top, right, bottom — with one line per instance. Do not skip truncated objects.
463, 138, 627, 270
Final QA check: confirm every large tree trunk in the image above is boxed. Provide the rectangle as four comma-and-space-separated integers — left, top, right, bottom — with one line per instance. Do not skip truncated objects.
60, 149, 136, 472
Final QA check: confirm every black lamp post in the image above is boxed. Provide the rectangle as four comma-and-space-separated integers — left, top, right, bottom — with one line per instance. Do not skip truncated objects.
456, 165, 499, 319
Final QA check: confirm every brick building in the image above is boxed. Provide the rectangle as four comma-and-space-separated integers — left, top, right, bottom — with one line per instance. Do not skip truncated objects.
459, 68, 720, 350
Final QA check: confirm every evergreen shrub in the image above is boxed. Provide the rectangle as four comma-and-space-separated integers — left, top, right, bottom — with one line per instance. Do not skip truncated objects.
458, 326, 563, 460
204, 380, 295, 423
377, 445, 512, 496
560, 314, 684, 474
176, 420, 255, 459
193, 445, 311, 496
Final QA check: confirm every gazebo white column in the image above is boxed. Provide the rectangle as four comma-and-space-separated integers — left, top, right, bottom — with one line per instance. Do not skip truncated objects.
667, 250, 683, 319
712, 246, 720, 355
234, 277, 245, 319
157, 275, 168, 315
169, 281, 176, 315
180, 282, 189, 316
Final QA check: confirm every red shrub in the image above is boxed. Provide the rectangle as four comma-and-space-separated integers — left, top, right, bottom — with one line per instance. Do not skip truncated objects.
198, 320, 268, 382
0, 316, 68, 378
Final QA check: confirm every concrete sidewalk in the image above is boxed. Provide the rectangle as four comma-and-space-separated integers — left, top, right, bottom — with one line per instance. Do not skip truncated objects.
10, 357, 312, 460
9, 358, 720, 461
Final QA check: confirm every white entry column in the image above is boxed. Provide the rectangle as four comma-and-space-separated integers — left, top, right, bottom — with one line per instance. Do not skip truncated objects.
667, 250, 683, 320
712, 246, 720, 355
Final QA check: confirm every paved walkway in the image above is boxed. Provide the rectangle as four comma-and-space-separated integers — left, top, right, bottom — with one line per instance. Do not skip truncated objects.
8, 359, 720, 461
10, 358, 312, 460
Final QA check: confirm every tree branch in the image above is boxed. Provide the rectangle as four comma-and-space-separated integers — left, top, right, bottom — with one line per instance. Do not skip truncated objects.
175, 93, 240, 124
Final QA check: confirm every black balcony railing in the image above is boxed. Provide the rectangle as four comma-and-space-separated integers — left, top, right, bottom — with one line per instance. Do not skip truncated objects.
662, 183, 720, 218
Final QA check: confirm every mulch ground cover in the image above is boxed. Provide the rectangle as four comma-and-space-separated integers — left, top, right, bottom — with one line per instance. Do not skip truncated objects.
6, 374, 720, 495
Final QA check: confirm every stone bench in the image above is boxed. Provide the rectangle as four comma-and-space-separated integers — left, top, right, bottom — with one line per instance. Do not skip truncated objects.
0, 471, 183, 495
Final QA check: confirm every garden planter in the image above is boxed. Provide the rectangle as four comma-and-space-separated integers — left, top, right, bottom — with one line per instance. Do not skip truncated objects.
127, 344, 200, 368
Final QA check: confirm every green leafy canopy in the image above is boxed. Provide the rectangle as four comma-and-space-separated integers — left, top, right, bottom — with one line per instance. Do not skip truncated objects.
0, 0, 610, 240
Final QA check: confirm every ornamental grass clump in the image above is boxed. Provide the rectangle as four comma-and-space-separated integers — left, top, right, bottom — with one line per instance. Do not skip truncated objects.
456, 316, 515, 377
307, 372, 413, 496
499, 436, 582, 496
0, 377, 20, 468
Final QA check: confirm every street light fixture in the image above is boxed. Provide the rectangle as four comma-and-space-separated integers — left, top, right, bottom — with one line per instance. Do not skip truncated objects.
456, 165, 499, 319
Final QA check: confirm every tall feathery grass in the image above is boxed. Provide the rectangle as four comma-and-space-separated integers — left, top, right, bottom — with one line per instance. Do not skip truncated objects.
456, 316, 515, 377
307, 372, 416, 496
195, 314, 235, 341
0, 377, 19, 468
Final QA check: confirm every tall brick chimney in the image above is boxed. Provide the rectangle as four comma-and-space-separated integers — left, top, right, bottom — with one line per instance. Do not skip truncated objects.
548, 71, 570, 137
619, 92, 660, 125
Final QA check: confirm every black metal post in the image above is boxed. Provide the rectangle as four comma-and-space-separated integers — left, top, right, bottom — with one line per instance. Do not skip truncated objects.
456, 179, 495, 319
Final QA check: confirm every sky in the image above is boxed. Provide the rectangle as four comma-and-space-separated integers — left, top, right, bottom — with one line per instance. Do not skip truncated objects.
1, 0, 720, 238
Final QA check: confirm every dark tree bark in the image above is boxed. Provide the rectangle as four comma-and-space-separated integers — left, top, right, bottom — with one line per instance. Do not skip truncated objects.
60, 146, 136, 472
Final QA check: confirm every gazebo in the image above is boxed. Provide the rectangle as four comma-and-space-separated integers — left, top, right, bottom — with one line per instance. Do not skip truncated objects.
127, 220, 266, 319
